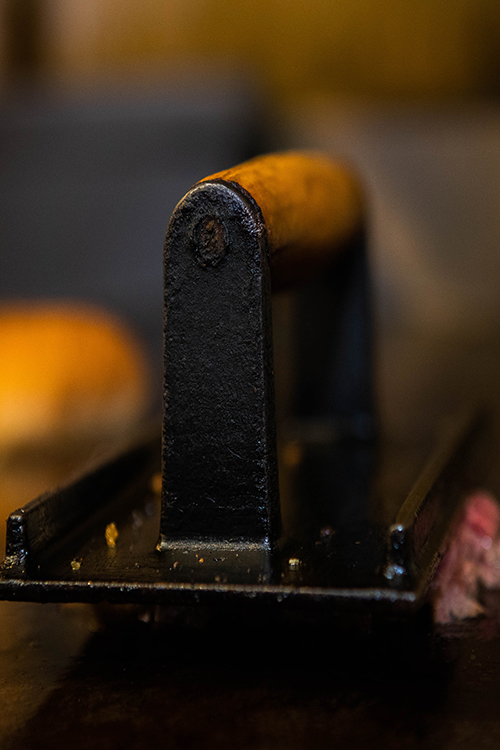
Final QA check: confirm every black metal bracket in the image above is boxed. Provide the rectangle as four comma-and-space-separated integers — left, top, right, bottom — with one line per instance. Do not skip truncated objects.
158, 177, 375, 572
159, 181, 279, 557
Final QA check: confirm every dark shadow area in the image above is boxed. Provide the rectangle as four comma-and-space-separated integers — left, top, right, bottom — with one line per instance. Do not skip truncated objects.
3, 604, 462, 750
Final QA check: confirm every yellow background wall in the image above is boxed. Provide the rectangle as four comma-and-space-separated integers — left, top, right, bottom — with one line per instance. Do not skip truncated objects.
4, 0, 500, 100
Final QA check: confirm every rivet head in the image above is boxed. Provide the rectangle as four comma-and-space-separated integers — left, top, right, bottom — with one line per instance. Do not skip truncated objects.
194, 216, 227, 266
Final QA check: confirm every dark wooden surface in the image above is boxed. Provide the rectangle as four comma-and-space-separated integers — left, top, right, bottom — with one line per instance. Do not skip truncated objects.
2, 601, 500, 749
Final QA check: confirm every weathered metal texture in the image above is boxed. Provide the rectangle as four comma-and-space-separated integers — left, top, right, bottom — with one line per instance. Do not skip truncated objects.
0, 429, 160, 579
159, 179, 279, 554
159, 160, 374, 559
0, 406, 488, 612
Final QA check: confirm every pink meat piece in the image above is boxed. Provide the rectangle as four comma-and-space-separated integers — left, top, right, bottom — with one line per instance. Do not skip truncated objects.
432, 491, 500, 623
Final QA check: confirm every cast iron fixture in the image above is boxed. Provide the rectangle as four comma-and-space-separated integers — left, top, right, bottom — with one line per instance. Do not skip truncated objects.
0, 152, 489, 614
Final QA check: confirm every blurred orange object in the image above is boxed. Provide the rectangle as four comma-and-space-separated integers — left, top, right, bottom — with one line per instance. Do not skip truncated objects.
0, 302, 151, 453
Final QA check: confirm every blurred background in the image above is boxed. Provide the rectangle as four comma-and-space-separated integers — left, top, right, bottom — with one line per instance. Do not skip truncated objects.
2, 0, 500, 99
1, 0, 500, 338
1, 0, 500, 509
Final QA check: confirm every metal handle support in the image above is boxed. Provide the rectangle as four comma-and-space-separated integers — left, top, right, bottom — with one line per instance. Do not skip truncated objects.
159, 152, 373, 559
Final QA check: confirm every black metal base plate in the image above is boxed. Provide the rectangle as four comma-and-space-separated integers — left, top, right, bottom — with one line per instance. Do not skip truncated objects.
0, 408, 489, 614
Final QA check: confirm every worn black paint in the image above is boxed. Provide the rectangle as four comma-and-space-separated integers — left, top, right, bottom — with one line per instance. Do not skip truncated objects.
159, 180, 279, 552
0, 407, 488, 612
